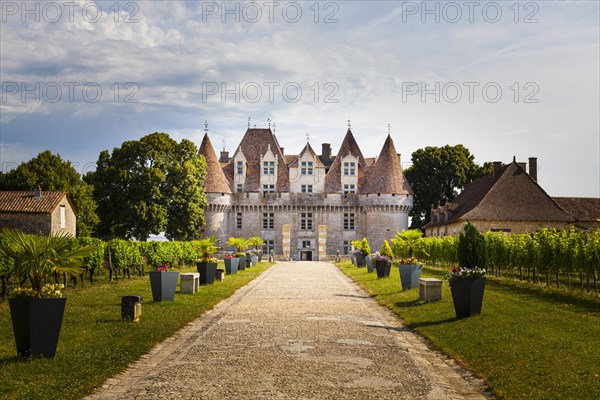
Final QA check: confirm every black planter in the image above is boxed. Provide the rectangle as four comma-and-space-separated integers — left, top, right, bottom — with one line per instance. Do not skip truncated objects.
9, 297, 66, 358
149, 271, 179, 301
197, 262, 218, 285
258, 253, 263, 262
355, 254, 366, 267
375, 260, 391, 278
245, 256, 252, 268
450, 277, 486, 318
238, 256, 246, 271
398, 264, 423, 290
224, 258, 239, 275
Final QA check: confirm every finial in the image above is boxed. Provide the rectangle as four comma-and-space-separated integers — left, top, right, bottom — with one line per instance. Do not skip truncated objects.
306, 132, 310, 143
387, 123, 391, 135
513, 155, 516, 162
204, 120, 208, 134
267, 118, 271, 128
248, 116, 251, 128
348, 119, 351, 130
272, 122, 276, 133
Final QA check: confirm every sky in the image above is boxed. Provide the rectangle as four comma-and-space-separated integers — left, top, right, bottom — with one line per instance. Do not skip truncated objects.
1, 0, 599, 197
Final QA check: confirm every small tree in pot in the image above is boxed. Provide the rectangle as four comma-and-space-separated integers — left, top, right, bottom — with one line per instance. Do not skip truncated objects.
226, 237, 248, 271
392, 229, 426, 290
0, 228, 92, 358
196, 237, 219, 285
247, 237, 265, 262
447, 223, 487, 318
351, 238, 370, 267
374, 240, 393, 278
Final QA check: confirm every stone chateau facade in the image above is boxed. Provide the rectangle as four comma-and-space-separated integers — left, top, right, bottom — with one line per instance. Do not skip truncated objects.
199, 127, 413, 260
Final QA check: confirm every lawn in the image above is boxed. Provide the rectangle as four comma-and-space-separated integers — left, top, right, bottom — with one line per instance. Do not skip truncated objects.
337, 260, 600, 400
0, 262, 272, 400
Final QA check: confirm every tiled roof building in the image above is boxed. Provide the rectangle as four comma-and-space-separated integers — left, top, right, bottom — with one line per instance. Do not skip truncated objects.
423, 158, 598, 237
201, 127, 413, 260
0, 189, 77, 236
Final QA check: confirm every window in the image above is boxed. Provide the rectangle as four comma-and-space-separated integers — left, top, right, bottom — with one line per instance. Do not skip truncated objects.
60, 205, 66, 229
343, 184, 356, 194
236, 184, 243, 193
262, 184, 275, 197
342, 240, 350, 255
301, 184, 313, 194
236, 212, 242, 229
300, 212, 313, 230
343, 213, 355, 230
343, 162, 356, 176
236, 161, 243, 175
262, 240, 275, 254
301, 161, 313, 175
263, 161, 275, 175
302, 240, 311, 248
263, 213, 274, 230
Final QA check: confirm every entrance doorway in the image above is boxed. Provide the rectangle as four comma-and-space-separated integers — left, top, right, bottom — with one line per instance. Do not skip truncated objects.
300, 251, 313, 261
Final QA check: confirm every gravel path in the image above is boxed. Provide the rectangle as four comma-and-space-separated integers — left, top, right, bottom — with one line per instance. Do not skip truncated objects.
86, 261, 489, 400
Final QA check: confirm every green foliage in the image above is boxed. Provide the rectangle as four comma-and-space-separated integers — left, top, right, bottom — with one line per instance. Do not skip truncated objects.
361, 238, 371, 256
0, 150, 99, 236
458, 223, 486, 269
77, 237, 105, 279
391, 229, 426, 259
0, 229, 92, 294
380, 240, 393, 258
227, 237, 248, 252
88, 133, 207, 241
404, 145, 492, 228
195, 237, 219, 261
247, 236, 265, 249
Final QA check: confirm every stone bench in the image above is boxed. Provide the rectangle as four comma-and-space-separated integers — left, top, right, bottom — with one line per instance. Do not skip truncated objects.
419, 278, 442, 302
180, 273, 200, 294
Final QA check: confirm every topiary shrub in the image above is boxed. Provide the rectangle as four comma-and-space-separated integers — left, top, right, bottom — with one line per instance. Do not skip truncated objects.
458, 222, 486, 270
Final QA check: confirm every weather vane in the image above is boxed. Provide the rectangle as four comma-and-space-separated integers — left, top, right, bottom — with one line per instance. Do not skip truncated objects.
272, 122, 276, 133
387, 123, 391, 135
248, 116, 251, 128
306, 132, 310, 143
204, 120, 208, 134
267, 118, 271, 128
348, 119, 351, 130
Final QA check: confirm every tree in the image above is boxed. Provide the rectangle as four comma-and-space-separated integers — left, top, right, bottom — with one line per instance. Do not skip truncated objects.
404, 145, 492, 228
458, 223, 486, 270
88, 133, 207, 241
0, 150, 99, 236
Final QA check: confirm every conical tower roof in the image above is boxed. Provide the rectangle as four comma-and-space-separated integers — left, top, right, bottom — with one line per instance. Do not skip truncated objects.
324, 129, 368, 193
199, 133, 232, 194
363, 135, 413, 195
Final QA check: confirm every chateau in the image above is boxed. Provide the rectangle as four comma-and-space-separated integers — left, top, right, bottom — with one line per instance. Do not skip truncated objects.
199, 127, 413, 260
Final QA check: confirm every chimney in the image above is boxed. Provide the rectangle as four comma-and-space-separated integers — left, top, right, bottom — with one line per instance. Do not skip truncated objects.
219, 150, 229, 163
518, 162, 527, 172
397, 153, 402, 166
34, 185, 42, 199
493, 161, 502, 178
280, 147, 284, 155
529, 157, 538, 181
321, 143, 331, 160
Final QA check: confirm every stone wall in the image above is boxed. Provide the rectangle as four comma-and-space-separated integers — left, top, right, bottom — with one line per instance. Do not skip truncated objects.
0, 212, 52, 234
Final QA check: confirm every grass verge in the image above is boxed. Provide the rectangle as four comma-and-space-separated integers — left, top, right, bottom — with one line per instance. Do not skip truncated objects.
337, 260, 600, 400
0, 262, 272, 400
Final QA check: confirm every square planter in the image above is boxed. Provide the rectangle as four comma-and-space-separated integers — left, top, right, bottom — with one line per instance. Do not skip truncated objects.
250, 254, 258, 266
149, 271, 179, 301
375, 260, 391, 278
238, 256, 246, 271
449, 277, 486, 318
224, 258, 239, 275
366, 257, 374, 273
9, 297, 66, 358
350, 254, 356, 265
197, 262, 217, 285
398, 263, 423, 290
245, 256, 252, 268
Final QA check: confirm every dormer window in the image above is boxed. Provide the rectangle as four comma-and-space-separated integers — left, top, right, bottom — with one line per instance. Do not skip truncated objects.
343, 184, 356, 194
236, 161, 243, 175
343, 162, 356, 176
263, 161, 275, 175
301, 161, 313, 175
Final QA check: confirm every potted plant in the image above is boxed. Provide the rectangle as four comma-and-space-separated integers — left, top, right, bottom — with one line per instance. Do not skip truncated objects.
149, 263, 179, 301
247, 237, 265, 262
227, 237, 248, 271
392, 229, 426, 290
0, 229, 92, 358
351, 238, 370, 267
374, 252, 392, 278
447, 223, 487, 318
196, 237, 218, 285
224, 254, 239, 275
366, 253, 375, 273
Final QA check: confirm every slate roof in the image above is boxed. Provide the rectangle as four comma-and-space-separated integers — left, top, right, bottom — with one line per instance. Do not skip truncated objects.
553, 197, 600, 223
199, 133, 232, 194
222, 128, 290, 192
363, 135, 413, 195
0, 191, 69, 214
324, 129, 368, 193
425, 161, 574, 227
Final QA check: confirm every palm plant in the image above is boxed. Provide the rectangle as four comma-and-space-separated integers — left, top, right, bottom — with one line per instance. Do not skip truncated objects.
247, 236, 265, 250
226, 237, 248, 255
392, 229, 427, 261
196, 237, 219, 262
0, 229, 93, 296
